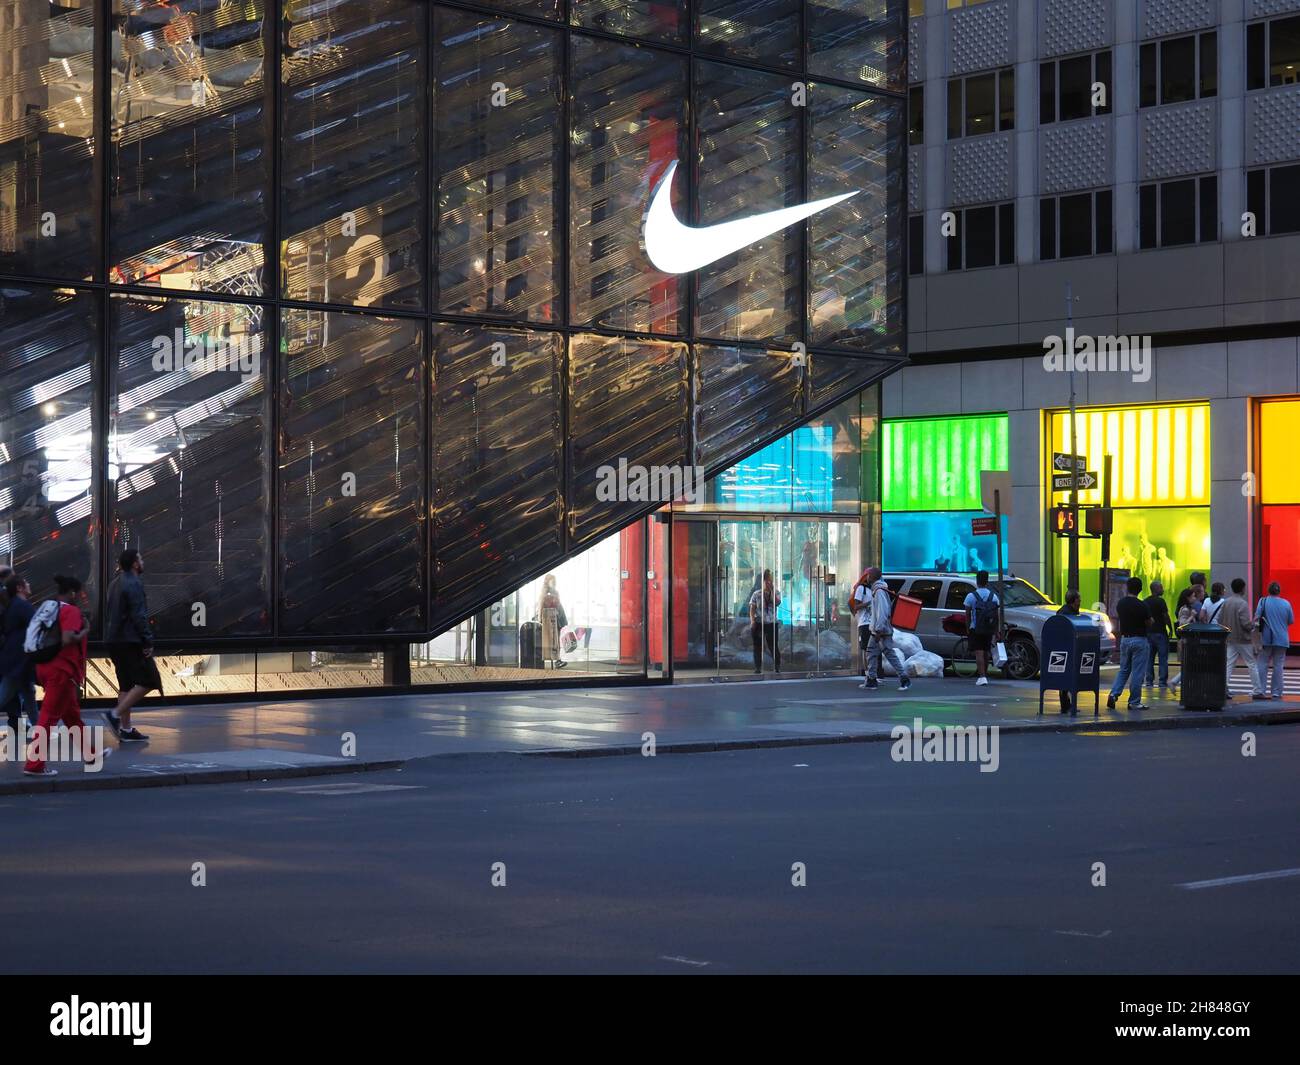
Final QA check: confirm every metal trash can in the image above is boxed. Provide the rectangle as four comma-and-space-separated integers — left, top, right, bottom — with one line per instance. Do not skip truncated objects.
1179, 622, 1228, 711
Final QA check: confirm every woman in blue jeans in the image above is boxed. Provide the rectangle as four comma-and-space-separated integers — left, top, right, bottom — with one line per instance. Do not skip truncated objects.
1254, 582, 1294, 700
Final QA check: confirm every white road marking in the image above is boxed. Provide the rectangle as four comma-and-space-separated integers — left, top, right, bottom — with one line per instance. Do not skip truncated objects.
660, 955, 710, 967
248, 782, 423, 796
1177, 867, 1300, 890
1053, 929, 1112, 938
793, 763, 810, 767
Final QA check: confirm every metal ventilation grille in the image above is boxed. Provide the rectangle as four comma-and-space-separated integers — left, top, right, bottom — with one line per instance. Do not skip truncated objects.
694, 61, 801, 343
570, 35, 686, 334
110, 0, 268, 295
0, 285, 100, 627
436, 10, 561, 322
280, 310, 426, 635
280, 0, 425, 310
432, 323, 564, 627
809, 85, 904, 352
567, 333, 689, 546
109, 293, 272, 636
694, 344, 803, 472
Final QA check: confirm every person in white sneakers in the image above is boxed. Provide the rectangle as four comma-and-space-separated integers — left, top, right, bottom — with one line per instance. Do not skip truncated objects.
963, 570, 1000, 686
861, 567, 910, 692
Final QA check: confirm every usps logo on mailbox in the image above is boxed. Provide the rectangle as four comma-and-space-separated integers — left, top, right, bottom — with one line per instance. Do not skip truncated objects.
1048, 650, 1069, 673
1080, 652, 1096, 674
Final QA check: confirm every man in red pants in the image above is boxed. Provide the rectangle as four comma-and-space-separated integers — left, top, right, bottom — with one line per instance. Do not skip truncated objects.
24, 575, 105, 777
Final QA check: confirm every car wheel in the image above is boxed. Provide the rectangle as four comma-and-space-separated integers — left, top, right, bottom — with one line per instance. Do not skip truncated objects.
1003, 636, 1039, 680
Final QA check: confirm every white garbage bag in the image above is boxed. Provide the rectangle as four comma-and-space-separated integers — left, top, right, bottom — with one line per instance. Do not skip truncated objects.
904, 650, 945, 677
891, 631, 923, 659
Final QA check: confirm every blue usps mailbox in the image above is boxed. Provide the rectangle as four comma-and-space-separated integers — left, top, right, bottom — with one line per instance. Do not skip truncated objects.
1038, 614, 1102, 715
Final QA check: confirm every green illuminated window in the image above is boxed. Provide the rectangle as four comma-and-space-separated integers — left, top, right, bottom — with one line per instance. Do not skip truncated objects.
882, 414, 1009, 511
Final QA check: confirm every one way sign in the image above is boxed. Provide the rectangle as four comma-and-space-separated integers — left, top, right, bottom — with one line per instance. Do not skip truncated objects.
1052, 452, 1087, 472
1052, 471, 1097, 492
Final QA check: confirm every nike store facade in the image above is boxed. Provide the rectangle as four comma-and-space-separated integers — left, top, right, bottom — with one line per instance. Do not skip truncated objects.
0, 0, 906, 696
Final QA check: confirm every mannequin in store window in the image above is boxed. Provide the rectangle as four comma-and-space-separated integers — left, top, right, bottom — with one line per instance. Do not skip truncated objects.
536, 574, 567, 670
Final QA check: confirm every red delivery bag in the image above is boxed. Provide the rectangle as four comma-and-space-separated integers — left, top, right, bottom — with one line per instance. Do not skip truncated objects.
891, 593, 923, 632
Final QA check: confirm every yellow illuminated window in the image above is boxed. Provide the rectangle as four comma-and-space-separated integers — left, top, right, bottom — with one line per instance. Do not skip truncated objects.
1050, 403, 1211, 507
1259, 400, 1300, 505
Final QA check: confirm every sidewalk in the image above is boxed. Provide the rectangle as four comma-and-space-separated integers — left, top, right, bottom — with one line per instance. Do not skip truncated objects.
2, 674, 1296, 794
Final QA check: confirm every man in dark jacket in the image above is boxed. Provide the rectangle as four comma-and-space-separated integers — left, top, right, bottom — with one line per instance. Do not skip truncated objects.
0, 573, 37, 731
1144, 580, 1174, 689
1056, 590, 1082, 714
103, 549, 159, 742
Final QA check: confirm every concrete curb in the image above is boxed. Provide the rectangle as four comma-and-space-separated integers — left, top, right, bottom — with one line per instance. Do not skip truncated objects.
2, 709, 1296, 794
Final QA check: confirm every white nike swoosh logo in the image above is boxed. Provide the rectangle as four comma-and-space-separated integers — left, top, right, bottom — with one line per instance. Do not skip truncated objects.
643, 160, 858, 275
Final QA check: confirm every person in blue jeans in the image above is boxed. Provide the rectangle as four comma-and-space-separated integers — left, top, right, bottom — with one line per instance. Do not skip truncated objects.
1144, 580, 1173, 688
1253, 582, 1294, 700
1108, 576, 1152, 711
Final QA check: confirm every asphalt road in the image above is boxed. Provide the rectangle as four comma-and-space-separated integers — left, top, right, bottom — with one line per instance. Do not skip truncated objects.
2, 726, 1297, 974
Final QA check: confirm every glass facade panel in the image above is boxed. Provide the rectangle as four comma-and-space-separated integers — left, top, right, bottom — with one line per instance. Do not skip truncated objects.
1259, 505, 1300, 644
808, 0, 904, 91
110, 0, 269, 294
0, 0, 99, 279
109, 293, 271, 637
809, 83, 904, 352
431, 323, 563, 627
697, 0, 801, 66
882, 510, 1007, 572
695, 61, 801, 342
280, 309, 425, 635
694, 343, 803, 473
882, 414, 1010, 511
570, 34, 687, 333
0, 284, 100, 617
1259, 399, 1300, 505
571, 0, 685, 43
435, 9, 561, 321
281, 0, 425, 309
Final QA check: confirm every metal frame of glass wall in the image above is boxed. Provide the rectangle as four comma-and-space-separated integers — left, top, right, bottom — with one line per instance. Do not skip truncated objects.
0, 0, 906, 659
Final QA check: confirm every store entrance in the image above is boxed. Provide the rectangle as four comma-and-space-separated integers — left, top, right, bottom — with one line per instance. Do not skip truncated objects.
668, 514, 861, 677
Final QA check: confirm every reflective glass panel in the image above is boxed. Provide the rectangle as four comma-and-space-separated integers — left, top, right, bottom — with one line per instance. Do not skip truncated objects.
809, 84, 904, 352
431, 323, 564, 627
697, 0, 801, 67
109, 293, 271, 636
110, 0, 269, 295
694, 343, 803, 473
280, 309, 425, 635
0, 284, 99, 618
809, 0, 904, 91
571, 0, 686, 44
435, 9, 561, 322
570, 34, 687, 334
0, 0, 99, 278
695, 61, 801, 343
281, 0, 425, 309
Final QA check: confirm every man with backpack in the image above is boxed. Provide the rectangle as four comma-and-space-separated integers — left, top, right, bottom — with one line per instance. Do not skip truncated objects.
0, 573, 38, 733
23, 574, 105, 777
859, 567, 910, 692
963, 570, 1001, 686
103, 549, 158, 742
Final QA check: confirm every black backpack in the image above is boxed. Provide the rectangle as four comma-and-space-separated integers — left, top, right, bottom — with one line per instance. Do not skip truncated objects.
970, 589, 999, 635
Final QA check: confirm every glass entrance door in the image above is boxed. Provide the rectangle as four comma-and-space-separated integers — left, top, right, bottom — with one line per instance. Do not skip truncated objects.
717, 518, 770, 673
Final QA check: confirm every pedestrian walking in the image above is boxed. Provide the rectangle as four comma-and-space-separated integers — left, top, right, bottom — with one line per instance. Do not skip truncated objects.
1200, 582, 1227, 625
749, 569, 782, 674
1144, 580, 1173, 689
1253, 581, 1294, 701
1056, 590, 1082, 714
1220, 578, 1261, 698
861, 567, 910, 692
103, 549, 159, 742
963, 570, 1000, 686
1168, 584, 1204, 690
23, 575, 105, 777
0, 573, 38, 732
1107, 576, 1151, 711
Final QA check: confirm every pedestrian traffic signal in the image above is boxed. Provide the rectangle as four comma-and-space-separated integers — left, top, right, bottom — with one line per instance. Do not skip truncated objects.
1050, 506, 1077, 536
1085, 507, 1114, 536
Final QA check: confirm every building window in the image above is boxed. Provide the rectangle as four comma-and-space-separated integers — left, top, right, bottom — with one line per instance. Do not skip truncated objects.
1040, 190, 1113, 260
1040, 50, 1112, 123
909, 214, 925, 275
1139, 176, 1217, 249
1247, 164, 1300, 236
1139, 32, 1217, 107
946, 202, 1015, 270
946, 68, 1014, 139
908, 85, 923, 144
1247, 15, 1300, 90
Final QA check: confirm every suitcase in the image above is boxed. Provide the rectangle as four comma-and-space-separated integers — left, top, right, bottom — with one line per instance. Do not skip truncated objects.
519, 621, 543, 669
